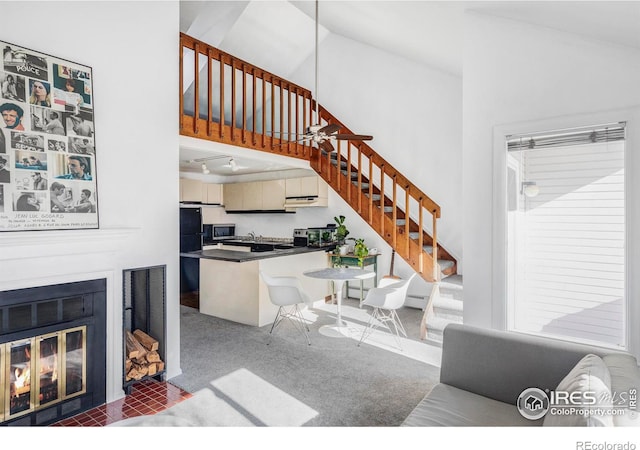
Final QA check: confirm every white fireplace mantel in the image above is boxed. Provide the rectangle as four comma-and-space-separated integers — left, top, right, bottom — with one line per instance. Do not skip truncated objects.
0, 227, 142, 403
0, 227, 140, 262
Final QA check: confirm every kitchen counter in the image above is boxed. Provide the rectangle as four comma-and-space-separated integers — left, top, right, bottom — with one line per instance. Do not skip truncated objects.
180, 245, 328, 263
185, 243, 331, 327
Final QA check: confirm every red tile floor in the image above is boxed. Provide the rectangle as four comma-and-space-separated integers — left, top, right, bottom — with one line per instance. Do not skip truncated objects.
52, 380, 192, 426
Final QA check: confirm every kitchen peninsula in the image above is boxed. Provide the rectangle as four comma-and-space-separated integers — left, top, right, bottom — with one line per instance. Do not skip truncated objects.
181, 243, 330, 326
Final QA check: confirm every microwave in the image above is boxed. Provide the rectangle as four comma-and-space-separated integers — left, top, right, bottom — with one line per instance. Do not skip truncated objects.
203, 223, 236, 243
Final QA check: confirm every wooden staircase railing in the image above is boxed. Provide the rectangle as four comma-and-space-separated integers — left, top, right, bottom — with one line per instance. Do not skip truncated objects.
179, 33, 457, 283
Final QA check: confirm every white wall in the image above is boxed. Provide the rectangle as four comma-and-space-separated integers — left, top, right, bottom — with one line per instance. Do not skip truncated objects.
0, 1, 181, 399
463, 13, 640, 356
288, 32, 463, 270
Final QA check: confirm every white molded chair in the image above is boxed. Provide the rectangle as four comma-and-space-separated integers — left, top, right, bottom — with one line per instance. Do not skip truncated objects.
358, 273, 417, 350
260, 271, 314, 345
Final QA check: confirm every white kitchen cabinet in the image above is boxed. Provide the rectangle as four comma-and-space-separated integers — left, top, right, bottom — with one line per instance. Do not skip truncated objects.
203, 183, 223, 204
284, 176, 328, 207
261, 179, 285, 210
285, 176, 327, 198
243, 181, 263, 210
223, 179, 288, 212
180, 178, 203, 203
223, 183, 244, 211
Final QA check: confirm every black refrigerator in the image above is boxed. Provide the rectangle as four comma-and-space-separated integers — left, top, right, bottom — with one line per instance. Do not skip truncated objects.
180, 207, 202, 293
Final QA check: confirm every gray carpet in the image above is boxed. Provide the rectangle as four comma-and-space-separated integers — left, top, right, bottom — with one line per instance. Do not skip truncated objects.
168, 297, 441, 426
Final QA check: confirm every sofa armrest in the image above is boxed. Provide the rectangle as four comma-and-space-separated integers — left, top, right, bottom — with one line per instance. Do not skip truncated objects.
439, 324, 628, 405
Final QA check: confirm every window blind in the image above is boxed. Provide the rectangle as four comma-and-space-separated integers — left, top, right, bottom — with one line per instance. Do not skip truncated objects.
507, 122, 625, 152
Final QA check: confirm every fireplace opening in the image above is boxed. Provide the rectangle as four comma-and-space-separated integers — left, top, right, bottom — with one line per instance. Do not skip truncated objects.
123, 266, 166, 394
0, 279, 106, 426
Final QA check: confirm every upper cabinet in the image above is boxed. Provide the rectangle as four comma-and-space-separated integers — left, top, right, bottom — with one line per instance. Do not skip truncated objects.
203, 183, 223, 205
262, 179, 286, 210
179, 179, 223, 205
180, 178, 202, 203
284, 176, 328, 207
222, 183, 243, 211
223, 179, 288, 212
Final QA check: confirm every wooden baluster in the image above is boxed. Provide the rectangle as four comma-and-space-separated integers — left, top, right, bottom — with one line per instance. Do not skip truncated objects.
261, 75, 266, 148
302, 93, 308, 156
287, 85, 292, 154
432, 212, 438, 281
219, 54, 224, 139
380, 164, 385, 238
392, 175, 397, 250
336, 140, 341, 192
207, 49, 212, 137
357, 146, 362, 213
241, 64, 246, 143
294, 89, 299, 155
368, 156, 373, 223
271, 77, 282, 151
418, 198, 424, 273
405, 185, 410, 257
279, 82, 284, 152
193, 43, 199, 135
251, 67, 256, 145
347, 144, 352, 202
230, 58, 236, 141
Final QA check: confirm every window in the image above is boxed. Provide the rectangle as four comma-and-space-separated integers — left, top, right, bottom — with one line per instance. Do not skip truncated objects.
506, 123, 626, 349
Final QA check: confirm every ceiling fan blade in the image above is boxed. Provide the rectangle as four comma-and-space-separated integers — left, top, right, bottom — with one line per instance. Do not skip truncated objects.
334, 134, 373, 141
318, 139, 335, 153
318, 123, 340, 135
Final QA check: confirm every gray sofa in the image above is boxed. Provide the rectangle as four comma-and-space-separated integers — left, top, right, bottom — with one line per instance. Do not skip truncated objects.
402, 323, 640, 426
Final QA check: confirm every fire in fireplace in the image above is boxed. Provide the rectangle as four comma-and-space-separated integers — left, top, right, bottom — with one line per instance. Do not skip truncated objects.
0, 279, 106, 426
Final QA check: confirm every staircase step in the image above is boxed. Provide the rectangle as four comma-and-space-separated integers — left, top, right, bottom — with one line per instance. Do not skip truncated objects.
340, 169, 358, 178
364, 193, 381, 201
409, 232, 420, 239
353, 181, 370, 190
396, 219, 406, 226
433, 297, 463, 321
439, 260, 455, 272
425, 316, 460, 344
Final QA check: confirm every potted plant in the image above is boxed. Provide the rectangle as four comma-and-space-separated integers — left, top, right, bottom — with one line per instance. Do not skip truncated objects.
334, 215, 349, 245
349, 238, 369, 267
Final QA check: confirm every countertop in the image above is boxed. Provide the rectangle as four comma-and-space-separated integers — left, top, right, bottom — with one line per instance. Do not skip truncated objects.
180, 245, 330, 263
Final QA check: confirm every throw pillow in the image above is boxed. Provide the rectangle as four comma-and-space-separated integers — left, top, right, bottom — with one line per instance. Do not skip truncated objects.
543, 353, 614, 427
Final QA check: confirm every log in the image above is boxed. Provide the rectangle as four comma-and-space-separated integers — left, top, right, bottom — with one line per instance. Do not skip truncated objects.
133, 329, 159, 352
126, 366, 145, 381
147, 363, 157, 376
146, 351, 161, 363
156, 362, 165, 372
126, 330, 147, 359
125, 359, 132, 372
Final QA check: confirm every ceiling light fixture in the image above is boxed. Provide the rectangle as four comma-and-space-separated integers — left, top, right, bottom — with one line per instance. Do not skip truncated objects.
201, 163, 210, 174
521, 181, 539, 198
229, 158, 238, 172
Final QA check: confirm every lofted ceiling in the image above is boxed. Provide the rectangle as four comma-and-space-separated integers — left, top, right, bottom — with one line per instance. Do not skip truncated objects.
179, 0, 640, 176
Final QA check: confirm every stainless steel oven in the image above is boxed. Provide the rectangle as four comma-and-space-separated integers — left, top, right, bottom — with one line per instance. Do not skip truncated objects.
203, 223, 236, 243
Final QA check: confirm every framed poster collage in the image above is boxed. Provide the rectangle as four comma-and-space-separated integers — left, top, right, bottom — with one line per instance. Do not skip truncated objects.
0, 39, 98, 231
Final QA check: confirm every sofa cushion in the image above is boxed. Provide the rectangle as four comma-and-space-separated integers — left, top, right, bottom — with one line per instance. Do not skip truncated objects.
543, 354, 613, 427
602, 354, 640, 427
402, 383, 542, 427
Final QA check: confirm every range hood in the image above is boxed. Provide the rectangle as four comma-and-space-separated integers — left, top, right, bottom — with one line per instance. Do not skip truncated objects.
283, 195, 327, 208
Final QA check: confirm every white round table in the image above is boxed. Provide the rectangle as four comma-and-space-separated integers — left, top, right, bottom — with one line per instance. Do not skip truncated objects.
303, 267, 376, 337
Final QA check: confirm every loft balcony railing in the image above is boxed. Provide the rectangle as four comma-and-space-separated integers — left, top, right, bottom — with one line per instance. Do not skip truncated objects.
179, 33, 456, 283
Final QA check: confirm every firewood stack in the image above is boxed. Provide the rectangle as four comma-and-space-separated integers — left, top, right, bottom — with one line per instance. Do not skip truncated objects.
125, 329, 164, 382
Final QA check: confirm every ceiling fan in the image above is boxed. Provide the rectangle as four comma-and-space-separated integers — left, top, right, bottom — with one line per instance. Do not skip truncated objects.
274, 0, 373, 152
